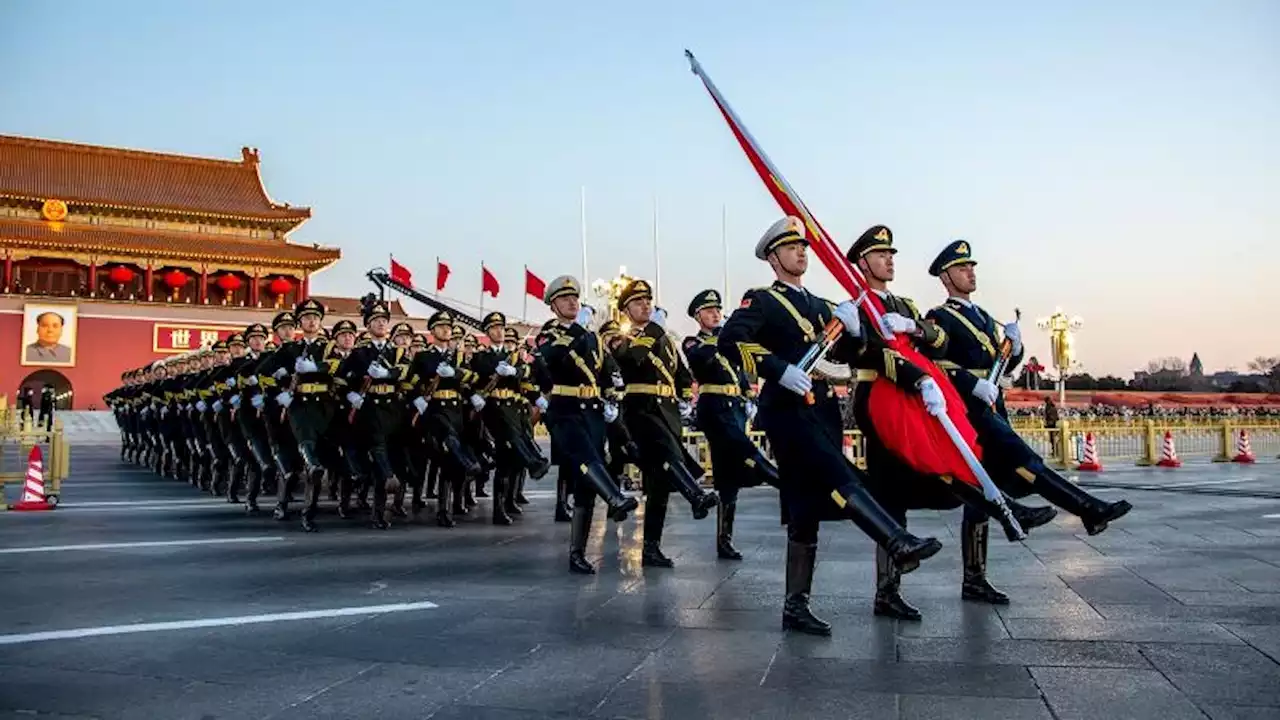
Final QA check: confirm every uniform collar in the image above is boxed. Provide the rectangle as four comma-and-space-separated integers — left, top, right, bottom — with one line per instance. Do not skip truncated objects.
946, 296, 974, 308
772, 280, 805, 295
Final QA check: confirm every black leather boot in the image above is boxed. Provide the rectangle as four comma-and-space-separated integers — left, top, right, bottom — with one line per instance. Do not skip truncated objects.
555, 473, 573, 522
225, 459, 244, 504
581, 463, 639, 522
949, 480, 1027, 542
516, 472, 530, 504
491, 471, 512, 526
1031, 468, 1133, 535
503, 469, 522, 515
961, 519, 1008, 604
569, 503, 596, 574
833, 482, 943, 574
1006, 496, 1057, 531
444, 435, 483, 477
664, 461, 718, 520
424, 463, 438, 499
642, 488, 674, 568
782, 541, 831, 635
436, 472, 455, 528
717, 501, 743, 560
475, 475, 489, 498
873, 545, 922, 621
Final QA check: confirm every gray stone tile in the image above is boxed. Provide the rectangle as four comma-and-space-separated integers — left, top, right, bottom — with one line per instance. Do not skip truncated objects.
1140, 643, 1280, 707
1224, 625, 1280, 663
1030, 666, 1211, 720
777, 621, 898, 661
600, 682, 899, 720
1170, 591, 1280, 607
1201, 706, 1280, 720
897, 637, 1151, 668
1006, 617, 1245, 644
762, 657, 1042, 698
1093, 603, 1280, 626
266, 663, 498, 720
631, 628, 782, 685
459, 643, 650, 715
899, 694, 1054, 720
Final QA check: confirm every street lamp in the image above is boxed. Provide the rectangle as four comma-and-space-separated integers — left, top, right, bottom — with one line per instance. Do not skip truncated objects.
591, 265, 634, 327
1035, 307, 1084, 405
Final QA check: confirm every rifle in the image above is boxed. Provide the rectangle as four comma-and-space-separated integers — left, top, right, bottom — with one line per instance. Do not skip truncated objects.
989, 309, 1022, 381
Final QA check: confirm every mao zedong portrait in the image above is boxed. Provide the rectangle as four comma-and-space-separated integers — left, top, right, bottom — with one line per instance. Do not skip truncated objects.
25, 311, 74, 364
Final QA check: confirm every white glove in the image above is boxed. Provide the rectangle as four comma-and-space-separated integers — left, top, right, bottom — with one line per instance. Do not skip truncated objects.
470, 394, 486, 411
746, 400, 758, 421
276, 390, 293, 408
602, 402, 619, 423
226, 376, 237, 388
250, 394, 265, 410
918, 378, 947, 417
212, 400, 223, 413
972, 378, 999, 405
230, 395, 241, 408
535, 396, 548, 412
650, 307, 667, 328
832, 300, 861, 337
245, 375, 258, 386
160, 406, 169, 417
496, 361, 518, 377
678, 400, 692, 420
195, 400, 207, 413
778, 364, 813, 396
295, 356, 318, 374
346, 391, 363, 409
1003, 322, 1023, 355
611, 370, 624, 389
412, 396, 428, 415
435, 363, 456, 379
575, 306, 594, 328
272, 366, 288, 379
882, 313, 917, 335
367, 361, 390, 379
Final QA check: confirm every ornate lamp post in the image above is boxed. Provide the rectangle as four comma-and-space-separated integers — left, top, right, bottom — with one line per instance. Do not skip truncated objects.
1036, 308, 1083, 405
591, 265, 634, 328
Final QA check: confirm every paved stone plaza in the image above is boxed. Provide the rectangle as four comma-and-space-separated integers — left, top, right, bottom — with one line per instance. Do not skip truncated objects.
1, 448, 1278, 719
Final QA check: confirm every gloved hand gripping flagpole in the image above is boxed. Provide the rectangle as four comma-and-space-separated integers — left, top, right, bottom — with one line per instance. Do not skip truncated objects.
686, 50, 1021, 533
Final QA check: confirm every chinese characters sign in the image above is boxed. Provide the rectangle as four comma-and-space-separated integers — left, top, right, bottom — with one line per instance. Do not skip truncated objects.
152, 324, 242, 353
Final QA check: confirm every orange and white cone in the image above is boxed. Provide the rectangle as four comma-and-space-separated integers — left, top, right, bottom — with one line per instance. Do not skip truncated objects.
842, 433, 855, 462
1232, 430, 1257, 464
1156, 431, 1182, 468
13, 446, 53, 512
1077, 432, 1103, 472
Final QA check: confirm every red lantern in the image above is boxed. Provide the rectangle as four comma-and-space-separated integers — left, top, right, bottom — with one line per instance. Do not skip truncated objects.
268, 276, 294, 296
215, 274, 242, 292
163, 269, 188, 289
107, 266, 134, 285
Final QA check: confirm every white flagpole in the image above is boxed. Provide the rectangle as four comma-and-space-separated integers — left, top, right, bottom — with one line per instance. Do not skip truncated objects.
652, 194, 661, 299
580, 186, 589, 286
721, 204, 729, 303
522, 265, 529, 321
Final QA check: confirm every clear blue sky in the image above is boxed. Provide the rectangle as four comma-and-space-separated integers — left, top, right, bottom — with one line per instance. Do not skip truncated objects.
4, 0, 1276, 376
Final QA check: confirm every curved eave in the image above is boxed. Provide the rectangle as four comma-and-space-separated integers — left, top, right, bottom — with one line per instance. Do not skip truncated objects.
0, 192, 311, 229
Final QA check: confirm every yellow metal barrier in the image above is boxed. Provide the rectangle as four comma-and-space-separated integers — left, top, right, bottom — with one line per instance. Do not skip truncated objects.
0, 417, 68, 509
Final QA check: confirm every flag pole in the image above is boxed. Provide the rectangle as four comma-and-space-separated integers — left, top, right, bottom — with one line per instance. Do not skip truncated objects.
721, 203, 729, 304
479, 262, 484, 315
580, 186, 589, 286
652, 194, 661, 300
434, 256, 439, 299
522, 265, 529, 321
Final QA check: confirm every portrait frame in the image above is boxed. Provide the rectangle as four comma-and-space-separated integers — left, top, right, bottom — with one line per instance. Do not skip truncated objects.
20, 302, 79, 368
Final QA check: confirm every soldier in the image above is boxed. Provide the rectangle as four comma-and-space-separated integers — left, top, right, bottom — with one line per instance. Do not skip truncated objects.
684, 288, 783, 560
471, 311, 552, 525
843, 225, 1052, 621
249, 311, 305, 521
233, 323, 275, 512
325, 319, 364, 517
597, 320, 641, 495
511, 326, 540, 509
718, 217, 943, 635
612, 278, 719, 567
925, 240, 1133, 603
211, 333, 250, 504
260, 299, 340, 532
194, 341, 233, 497
536, 276, 639, 574
338, 298, 408, 529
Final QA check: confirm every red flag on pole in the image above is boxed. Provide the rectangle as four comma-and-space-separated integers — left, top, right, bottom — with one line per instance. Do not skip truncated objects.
686, 51, 984, 487
389, 257, 413, 286
524, 268, 546, 300
436, 259, 450, 292
481, 265, 500, 298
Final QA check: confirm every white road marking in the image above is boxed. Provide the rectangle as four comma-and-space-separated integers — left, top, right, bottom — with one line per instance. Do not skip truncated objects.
0, 600, 439, 645
1264, 513, 1280, 519
0, 537, 286, 555
59, 499, 215, 507
1159, 478, 1256, 488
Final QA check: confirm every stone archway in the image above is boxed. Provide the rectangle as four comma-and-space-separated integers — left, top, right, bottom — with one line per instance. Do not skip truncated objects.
17, 369, 74, 411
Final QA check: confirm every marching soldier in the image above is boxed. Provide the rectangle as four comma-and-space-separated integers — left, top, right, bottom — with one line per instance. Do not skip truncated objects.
718, 217, 943, 635
471, 311, 552, 524
259, 298, 339, 532
511, 326, 541, 509
925, 240, 1132, 603
234, 323, 275, 512
325, 319, 364, 518
612, 278, 719, 567
598, 321, 641, 494
212, 333, 251, 504
338, 298, 407, 529
536, 276, 639, 574
251, 311, 305, 521
684, 288, 783, 560
843, 225, 1052, 621
195, 341, 233, 497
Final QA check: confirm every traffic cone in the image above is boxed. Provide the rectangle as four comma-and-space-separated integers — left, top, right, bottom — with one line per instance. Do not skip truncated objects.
1156, 431, 1182, 468
1232, 430, 1257, 464
842, 433, 855, 462
1077, 432, 1103, 472
13, 446, 53, 512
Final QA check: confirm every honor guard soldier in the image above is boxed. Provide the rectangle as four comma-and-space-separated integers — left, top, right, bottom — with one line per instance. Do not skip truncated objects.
471, 311, 551, 525
684, 288, 783, 560
613, 278, 719, 567
234, 323, 275, 512
508, 326, 539, 509
844, 226, 1050, 621
251, 311, 305, 521
925, 240, 1132, 601
598, 320, 641, 495
326, 319, 365, 517
195, 340, 233, 497
536, 275, 639, 574
339, 298, 408, 528
718, 217, 943, 635
260, 298, 338, 531
211, 333, 251, 504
